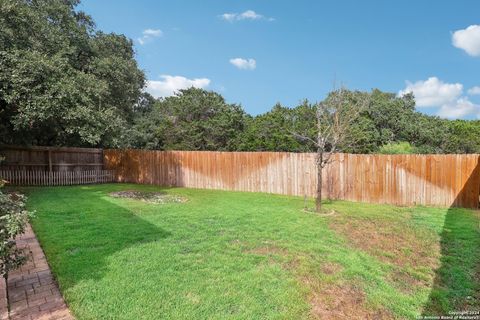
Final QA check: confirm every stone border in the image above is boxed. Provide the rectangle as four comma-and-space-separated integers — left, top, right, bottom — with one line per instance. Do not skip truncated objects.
4, 224, 73, 320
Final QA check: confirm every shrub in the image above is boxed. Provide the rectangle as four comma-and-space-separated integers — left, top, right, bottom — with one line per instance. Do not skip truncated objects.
0, 180, 33, 280
378, 141, 416, 154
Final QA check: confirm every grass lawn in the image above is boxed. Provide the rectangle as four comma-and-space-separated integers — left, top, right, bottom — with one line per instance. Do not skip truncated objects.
23, 184, 479, 319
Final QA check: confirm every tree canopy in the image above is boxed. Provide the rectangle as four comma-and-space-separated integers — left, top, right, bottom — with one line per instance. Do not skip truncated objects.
127, 88, 247, 151
124, 87, 480, 154
0, 0, 144, 147
2, 0, 480, 154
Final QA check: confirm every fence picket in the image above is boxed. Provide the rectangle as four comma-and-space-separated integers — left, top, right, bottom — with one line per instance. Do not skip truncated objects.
0, 170, 115, 187
104, 150, 480, 209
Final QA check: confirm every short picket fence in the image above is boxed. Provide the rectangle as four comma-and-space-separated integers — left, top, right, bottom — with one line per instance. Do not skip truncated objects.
0, 170, 115, 186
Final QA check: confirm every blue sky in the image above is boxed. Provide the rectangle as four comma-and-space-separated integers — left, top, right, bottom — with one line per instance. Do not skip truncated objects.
79, 0, 480, 118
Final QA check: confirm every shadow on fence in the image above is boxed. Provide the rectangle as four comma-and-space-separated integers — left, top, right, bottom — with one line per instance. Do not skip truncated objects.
104, 150, 185, 187
422, 160, 480, 315
104, 150, 480, 209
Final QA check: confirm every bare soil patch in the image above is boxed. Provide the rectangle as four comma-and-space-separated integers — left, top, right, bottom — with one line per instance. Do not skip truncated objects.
389, 269, 425, 294
244, 245, 289, 256
243, 243, 376, 318
109, 190, 188, 204
329, 217, 440, 269
321, 262, 343, 275
306, 280, 391, 320
328, 216, 441, 294
302, 208, 337, 216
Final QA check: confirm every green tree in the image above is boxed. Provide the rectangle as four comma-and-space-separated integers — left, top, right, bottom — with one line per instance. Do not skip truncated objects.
443, 120, 480, 153
127, 88, 248, 151
378, 141, 416, 154
0, 0, 145, 147
238, 101, 317, 152
346, 89, 450, 154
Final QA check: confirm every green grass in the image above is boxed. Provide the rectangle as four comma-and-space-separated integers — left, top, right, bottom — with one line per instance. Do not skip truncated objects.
22, 184, 479, 319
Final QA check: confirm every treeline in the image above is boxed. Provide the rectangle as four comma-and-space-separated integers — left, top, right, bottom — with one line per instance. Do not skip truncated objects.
124, 88, 480, 154
2, 0, 480, 154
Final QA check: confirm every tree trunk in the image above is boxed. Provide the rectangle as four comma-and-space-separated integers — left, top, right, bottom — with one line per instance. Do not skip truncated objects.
4, 273, 9, 313
316, 153, 323, 212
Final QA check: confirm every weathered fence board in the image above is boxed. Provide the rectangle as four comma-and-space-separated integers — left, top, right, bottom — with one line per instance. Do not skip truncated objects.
0, 145, 104, 172
0, 170, 115, 186
104, 150, 480, 208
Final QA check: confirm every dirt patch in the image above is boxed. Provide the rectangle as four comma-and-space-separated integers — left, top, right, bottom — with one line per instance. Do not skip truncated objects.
328, 216, 441, 296
282, 257, 301, 271
389, 269, 425, 294
243, 241, 387, 318
329, 217, 440, 270
109, 190, 188, 204
244, 245, 288, 256
306, 280, 391, 320
303, 208, 337, 216
321, 262, 343, 275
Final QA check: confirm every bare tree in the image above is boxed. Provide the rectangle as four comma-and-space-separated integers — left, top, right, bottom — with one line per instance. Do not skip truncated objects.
293, 88, 367, 212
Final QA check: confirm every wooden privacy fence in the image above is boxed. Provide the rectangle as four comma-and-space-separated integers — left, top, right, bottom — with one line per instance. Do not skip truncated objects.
0, 145, 113, 186
104, 150, 480, 208
0, 170, 115, 186
0, 145, 104, 172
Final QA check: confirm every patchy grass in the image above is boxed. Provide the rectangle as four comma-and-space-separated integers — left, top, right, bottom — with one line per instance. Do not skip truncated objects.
22, 184, 479, 319
109, 190, 188, 204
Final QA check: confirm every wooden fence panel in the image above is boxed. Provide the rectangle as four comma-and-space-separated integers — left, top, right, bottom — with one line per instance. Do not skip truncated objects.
0, 170, 115, 186
104, 150, 480, 208
0, 145, 104, 172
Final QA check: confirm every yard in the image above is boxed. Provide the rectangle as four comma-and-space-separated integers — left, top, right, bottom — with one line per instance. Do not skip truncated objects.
24, 184, 479, 319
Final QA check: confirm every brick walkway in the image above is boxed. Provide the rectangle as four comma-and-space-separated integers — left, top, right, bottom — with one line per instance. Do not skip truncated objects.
6, 225, 73, 320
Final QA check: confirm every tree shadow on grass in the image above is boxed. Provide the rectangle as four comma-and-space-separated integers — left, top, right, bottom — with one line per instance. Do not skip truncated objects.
422, 164, 480, 316
27, 185, 171, 291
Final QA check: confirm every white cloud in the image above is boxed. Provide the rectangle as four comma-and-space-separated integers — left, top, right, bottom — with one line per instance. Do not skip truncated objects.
468, 86, 480, 95
220, 13, 237, 22
398, 77, 463, 107
143, 29, 163, 37
220, 10, 273, 22
452, 25, 480, 56
399, 77, 480, 119
146, 75, 211, 98
229, 58, 256, 70
437, 98, 479, 119
238, 10, 263, 20
137, 28, 163, 45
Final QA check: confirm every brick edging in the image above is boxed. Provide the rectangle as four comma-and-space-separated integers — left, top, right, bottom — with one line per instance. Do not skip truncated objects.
0, 277, 7, 320
6, 224, 73, 320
